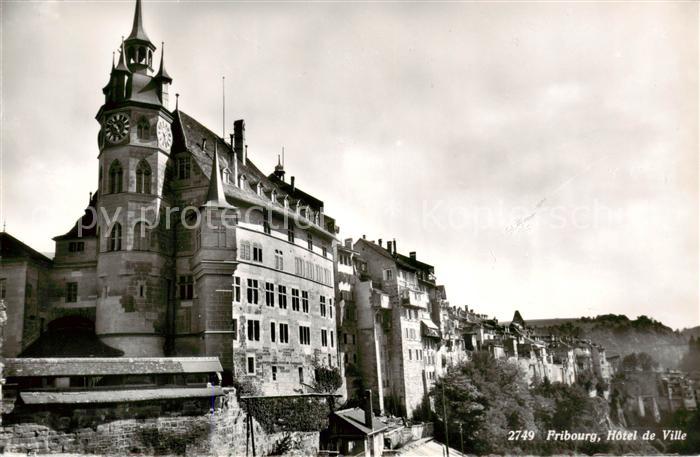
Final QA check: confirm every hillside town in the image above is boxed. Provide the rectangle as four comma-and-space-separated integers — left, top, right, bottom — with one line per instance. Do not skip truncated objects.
0, 1, 698, 456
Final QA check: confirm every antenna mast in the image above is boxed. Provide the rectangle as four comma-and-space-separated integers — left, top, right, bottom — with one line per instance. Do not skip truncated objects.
222, 76, 226, 139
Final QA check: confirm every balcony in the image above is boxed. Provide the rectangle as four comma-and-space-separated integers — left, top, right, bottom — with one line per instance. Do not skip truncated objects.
400, 288, 429, 309
371, 290, 391, 309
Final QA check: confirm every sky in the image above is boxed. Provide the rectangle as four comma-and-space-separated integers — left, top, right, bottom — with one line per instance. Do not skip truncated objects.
1, 1, 698, 330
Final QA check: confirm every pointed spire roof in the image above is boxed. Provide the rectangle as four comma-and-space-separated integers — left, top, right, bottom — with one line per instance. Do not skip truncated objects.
155, 42, 172, 82
203, 145, 234, 209
126, 0, 153, 46
114, 37, 131, 73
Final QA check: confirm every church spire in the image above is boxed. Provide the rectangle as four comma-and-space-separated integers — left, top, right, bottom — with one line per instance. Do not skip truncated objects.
124, 0, 156, 73
203, 144, 233, 209
115, 37, 131, 73
155, 42, 172, 82
126, 0, 152, 45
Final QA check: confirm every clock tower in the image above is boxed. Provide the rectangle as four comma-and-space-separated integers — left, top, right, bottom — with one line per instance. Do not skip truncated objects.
94, 0, 175, 356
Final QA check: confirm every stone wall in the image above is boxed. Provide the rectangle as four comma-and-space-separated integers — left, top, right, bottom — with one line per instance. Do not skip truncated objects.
0, 391, 320, 456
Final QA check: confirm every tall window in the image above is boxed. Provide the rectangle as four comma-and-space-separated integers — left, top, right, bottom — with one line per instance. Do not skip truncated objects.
247, 356, 256, 374
263, 209, 271, 235
133, 222, 149, 251
287, 221, 295, 243
247, 320, 260, 341
320, 296, 327, 317
278, 285, 287, 309
301, 291, 309, 313
307, 233, 313, 250
271, 366, 277, 381
279, 323, 289, 343
179, 275, 194, 299
329, 299, 333, 319
247, 279, 259, 304
65, 282, 78, 303
239, 241, 251, 260
295, 257, 303, 276
108, 223, 122, 251
299, 326, 311, 345
136, 160, 152, 194
177, 156, 191, 180
108, 160, 123, 193
232, 318, 238, 340
274, 250, 284, 270
291, 288, 300, 311
270, 322, 276, 342
233, 277, 241, 303
137, 117, 150, 139
321, 329, 328, 347
252, 243, 263, 263
265, 282, 275, 307
298, 366, 304, 383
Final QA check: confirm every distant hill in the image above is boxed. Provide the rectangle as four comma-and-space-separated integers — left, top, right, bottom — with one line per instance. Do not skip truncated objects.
525, 314, 692, 369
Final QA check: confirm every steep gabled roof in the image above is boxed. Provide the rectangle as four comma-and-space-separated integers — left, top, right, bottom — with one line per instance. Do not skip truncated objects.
53, 191, 99, 240
172, 110, 338, 235
0, 232, 53, 264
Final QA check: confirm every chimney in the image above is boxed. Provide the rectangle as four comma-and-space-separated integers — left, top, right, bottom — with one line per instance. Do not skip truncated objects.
393, 238, 397, 255
344, 238, 353, 249
386, 241, 392, 252
362, 234, 366, 239
378, 239, 382, 248
364, 389, 373, 429
290, 176, 295, 192
409, 251, 416, 261
229, 134, 239, 188
233, 119, 245, 163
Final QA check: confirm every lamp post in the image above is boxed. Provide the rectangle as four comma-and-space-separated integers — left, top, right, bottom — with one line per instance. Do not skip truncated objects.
442, 382, 449, 457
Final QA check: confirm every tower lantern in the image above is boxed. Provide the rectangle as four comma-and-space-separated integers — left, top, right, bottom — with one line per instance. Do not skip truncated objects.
124, 0, 156, 73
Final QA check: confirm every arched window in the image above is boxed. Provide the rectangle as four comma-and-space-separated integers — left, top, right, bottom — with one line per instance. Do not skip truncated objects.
137, 117, 150, 140
108, 223, 122, 252
222, 168, 230, 184
133, 222, 149, 251
108, 160, 123, 194
136, 160, 152, 194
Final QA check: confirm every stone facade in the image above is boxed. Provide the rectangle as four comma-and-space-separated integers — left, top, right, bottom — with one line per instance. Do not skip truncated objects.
0, 0, 341, 398
0, 391, 319, 456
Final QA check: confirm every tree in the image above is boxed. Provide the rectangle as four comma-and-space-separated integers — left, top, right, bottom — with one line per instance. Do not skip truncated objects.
430, 351, 537, 454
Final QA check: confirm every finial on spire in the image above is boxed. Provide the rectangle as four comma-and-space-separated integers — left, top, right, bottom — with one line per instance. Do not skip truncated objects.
111, 51, 115, 70
175, 93, 180, 111
126, 0, 153, 45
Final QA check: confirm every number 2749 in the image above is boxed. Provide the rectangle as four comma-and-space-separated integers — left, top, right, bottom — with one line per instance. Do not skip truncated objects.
507, 430, 535, 441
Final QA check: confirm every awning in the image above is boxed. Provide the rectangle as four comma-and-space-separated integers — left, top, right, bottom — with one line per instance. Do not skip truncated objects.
420, 319, 441, 338
20, 387, 224, 405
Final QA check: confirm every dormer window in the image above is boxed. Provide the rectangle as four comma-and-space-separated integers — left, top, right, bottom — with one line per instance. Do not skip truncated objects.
283, 196, 289, 209
222, 168, 231, 184
271, 190, 277, 204
256, 183, 263, 196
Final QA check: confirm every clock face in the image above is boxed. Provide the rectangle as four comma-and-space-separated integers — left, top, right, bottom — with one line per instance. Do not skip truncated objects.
157, 118, 173, 151
105, 113, 130, 143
